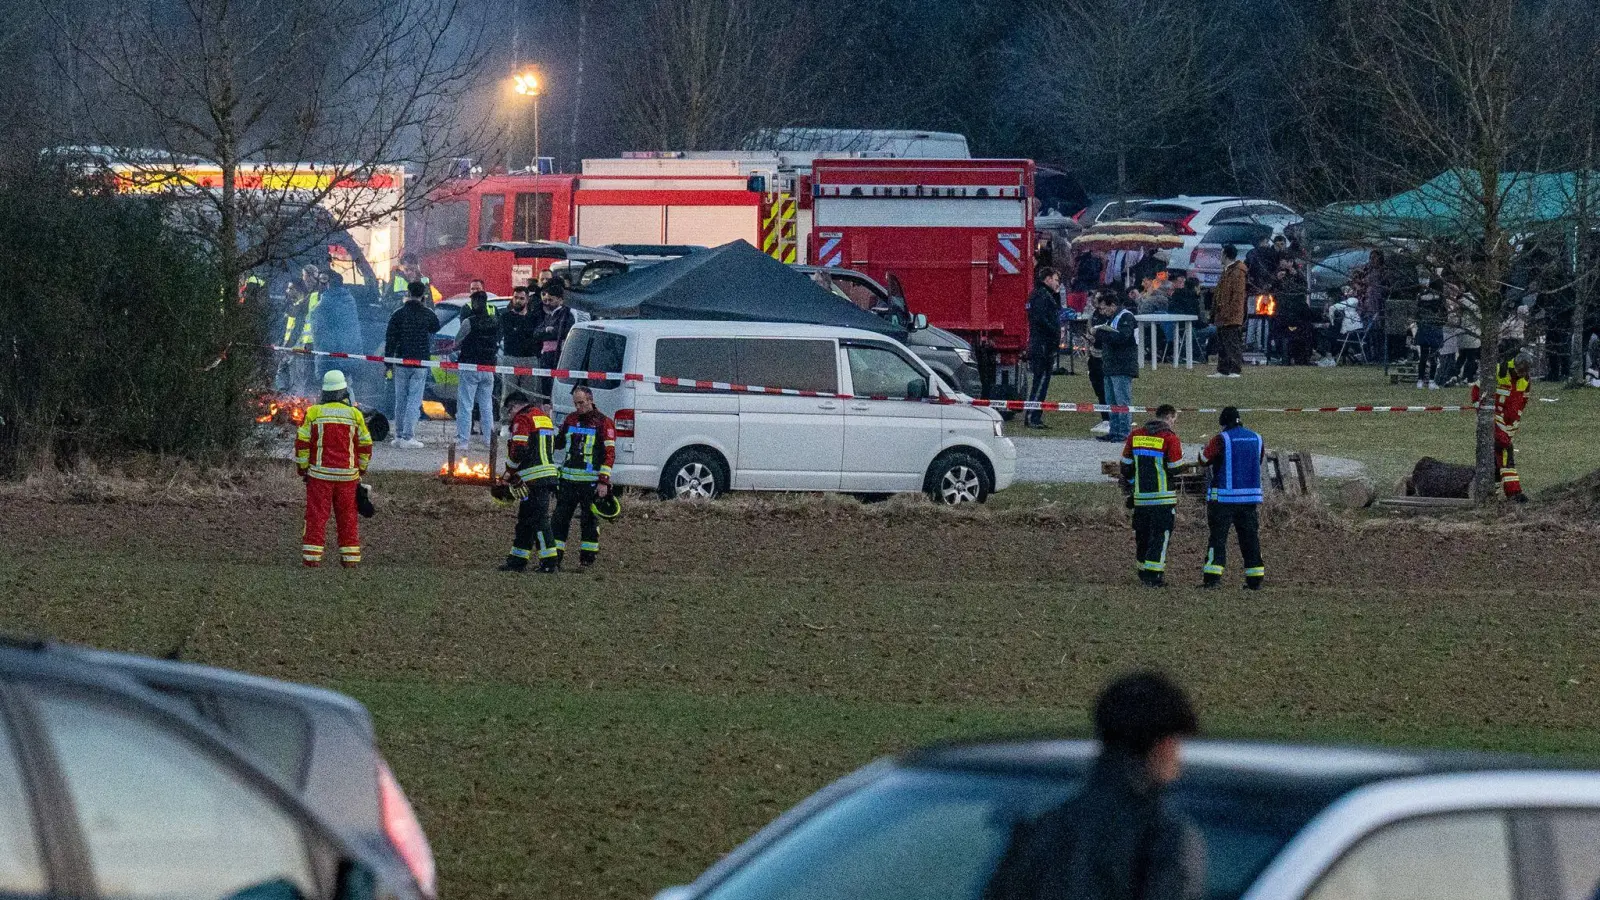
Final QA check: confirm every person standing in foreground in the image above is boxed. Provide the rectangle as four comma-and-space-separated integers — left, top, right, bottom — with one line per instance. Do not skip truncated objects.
1471, 351, 1532, 503
454, 290, 501, 449
1211, 245, 1246, 377
1121, 404, 1187, 587
384, 281, 441, 448
1026, 267, 1064, 429
984, 671, 1205, 900
498, 391, 561, 574
1093, 291, 1139, 443
295, 370, 373, 568
551, 385, 616, 572
1199, 407, 1265, 590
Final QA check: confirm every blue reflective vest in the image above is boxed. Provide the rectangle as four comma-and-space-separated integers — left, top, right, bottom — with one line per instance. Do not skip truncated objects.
1209, 426, 1264, 503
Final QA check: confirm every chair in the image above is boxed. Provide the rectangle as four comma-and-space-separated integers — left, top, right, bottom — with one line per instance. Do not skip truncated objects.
1335, 321, 1371, 364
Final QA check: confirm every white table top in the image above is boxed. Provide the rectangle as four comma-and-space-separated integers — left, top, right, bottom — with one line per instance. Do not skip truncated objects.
1133, 313, 1199, 323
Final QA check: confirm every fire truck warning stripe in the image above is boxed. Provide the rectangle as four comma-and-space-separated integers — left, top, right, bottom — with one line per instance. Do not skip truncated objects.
276, 347, 1483, 414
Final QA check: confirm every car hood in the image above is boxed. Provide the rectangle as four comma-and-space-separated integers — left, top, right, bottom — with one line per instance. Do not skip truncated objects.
906, 325, 972, 352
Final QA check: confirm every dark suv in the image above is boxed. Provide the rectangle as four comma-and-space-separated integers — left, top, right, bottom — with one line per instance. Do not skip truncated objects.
0, 637, 426, 900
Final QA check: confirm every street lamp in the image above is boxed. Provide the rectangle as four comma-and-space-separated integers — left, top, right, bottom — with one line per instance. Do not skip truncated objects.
512, 69, 542, 171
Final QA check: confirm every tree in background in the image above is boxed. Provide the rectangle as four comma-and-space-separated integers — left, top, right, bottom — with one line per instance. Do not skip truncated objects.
51, 0, 496, 298
1021, 0, 1236, 199
1299, 0, 1600, 501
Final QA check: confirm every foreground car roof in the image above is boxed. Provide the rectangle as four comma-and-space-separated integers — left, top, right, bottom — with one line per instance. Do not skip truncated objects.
904, 738, 1568, 789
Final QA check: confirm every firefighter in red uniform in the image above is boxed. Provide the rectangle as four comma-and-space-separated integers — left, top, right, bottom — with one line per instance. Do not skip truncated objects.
1120, 404, 1189, 587
1470, 351, 1531, 502
551, 385, 617, 572
499, 391, 561, 573
295, 370, 373, 567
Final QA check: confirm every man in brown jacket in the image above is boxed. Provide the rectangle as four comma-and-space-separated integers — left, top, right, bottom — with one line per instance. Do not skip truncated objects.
1210, 245, 1247, 377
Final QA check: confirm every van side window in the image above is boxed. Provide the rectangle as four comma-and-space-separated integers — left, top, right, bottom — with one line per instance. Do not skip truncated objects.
736, 339, 838, 393
845, 344, 926, 399
1306, 811, 1512, 900
657, 338, 738, 392
557, 330, 627, 390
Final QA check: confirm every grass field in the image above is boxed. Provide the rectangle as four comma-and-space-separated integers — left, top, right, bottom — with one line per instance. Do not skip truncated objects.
1009, 364, 1600, 490
3, 468, 1599, 899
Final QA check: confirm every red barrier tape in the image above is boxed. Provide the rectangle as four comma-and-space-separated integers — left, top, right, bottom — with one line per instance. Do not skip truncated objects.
275, 346, 1483, 415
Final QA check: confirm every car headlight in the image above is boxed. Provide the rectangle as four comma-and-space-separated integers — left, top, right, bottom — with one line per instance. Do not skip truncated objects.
955, 348, 976, 365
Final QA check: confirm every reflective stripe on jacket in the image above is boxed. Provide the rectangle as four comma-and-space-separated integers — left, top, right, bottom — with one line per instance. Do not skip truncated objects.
1120, 423, 1184, 506
558, 411, 616, 483
1203, 426, 1264, 503
508, 408, 559, 484
294, 402, 372, 481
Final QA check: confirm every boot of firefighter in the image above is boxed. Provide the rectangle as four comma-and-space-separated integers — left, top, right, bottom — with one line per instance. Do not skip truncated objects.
498, 556, 528, 572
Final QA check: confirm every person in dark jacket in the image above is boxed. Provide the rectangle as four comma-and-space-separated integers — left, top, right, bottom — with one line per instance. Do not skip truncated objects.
534, 279, 577, 402
454, 290, 501, 448
1092, 291, 1139, 442
985, 671, 1205, 900
383, 281, 442, 446
1025, 267, 1064, 428
500, 285, 544, 404
1168, 275, 1214, 362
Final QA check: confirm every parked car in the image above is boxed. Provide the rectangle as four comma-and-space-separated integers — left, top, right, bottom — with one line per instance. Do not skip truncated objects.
0, 636, 427, 900
69, 644, 437, 899
1189, 217, 1305, 288
550, 320, 1016, 504
653, 737, 1600, 900
793, 265, 984, 397
1073, 195, 1155, 227
1133, 197, 1300, 276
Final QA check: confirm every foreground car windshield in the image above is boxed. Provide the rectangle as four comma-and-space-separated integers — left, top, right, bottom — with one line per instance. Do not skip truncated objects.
697, 767, 1335, 900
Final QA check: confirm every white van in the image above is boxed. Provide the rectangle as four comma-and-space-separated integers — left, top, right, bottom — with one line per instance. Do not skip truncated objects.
550, 321, 1016, 504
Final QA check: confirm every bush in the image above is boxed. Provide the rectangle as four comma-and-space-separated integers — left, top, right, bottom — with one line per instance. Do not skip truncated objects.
0, 165, 269, 476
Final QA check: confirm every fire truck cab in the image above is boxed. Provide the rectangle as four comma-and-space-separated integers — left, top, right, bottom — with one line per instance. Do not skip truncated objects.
808, 158, 1036, 399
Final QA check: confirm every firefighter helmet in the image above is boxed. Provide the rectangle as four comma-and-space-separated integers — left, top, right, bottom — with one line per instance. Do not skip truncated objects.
589, 492, 621, 520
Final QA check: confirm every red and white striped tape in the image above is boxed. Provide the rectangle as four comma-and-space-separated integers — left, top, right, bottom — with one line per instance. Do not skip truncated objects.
274, 347, 1482, 415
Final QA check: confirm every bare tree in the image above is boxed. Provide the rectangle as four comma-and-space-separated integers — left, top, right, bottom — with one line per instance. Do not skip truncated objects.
50, 0, 498, 294
1023, 0, 1234, 198
599, 0, 832, 151
1299, 0, 1598, 502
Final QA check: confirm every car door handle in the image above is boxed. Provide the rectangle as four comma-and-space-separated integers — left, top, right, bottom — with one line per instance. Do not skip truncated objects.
818, 401, 840, 410
849, 402, 872, 411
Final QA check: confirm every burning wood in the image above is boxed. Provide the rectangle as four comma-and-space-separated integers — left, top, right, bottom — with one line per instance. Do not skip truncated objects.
254, 392, 310, 426
438, 458, 494, 481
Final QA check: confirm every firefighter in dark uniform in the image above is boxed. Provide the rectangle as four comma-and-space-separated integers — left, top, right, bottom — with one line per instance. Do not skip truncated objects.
1198, 406, 1266, 590
498, 392, 561, 574
551, 385, 616, 572
1120, 404, 1188, 587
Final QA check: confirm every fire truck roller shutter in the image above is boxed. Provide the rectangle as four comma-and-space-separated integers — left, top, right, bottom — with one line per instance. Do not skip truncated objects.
666, 206, 759, 248
811, 198, 1026, 229
579, 205, 666, 245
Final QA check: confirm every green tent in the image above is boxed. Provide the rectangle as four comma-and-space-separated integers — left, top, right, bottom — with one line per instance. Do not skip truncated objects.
1311, 170, 1600, 239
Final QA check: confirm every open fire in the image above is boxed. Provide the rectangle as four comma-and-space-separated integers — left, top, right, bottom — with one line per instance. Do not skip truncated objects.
437, 458, 494, 481
254, 392, 310, 426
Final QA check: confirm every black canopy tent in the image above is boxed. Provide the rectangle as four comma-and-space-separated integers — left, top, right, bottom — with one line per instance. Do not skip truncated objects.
568, 240, 904, 337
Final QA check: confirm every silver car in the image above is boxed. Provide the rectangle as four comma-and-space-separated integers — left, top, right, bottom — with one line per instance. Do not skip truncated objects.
655, 738, 1600, 900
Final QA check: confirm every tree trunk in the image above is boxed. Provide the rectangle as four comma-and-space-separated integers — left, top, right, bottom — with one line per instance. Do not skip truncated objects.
1569, 155, 1593, 387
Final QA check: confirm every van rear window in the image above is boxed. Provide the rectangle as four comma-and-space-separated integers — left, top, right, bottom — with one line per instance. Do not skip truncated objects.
557, 329, 627, 390
654, 337, 837, 393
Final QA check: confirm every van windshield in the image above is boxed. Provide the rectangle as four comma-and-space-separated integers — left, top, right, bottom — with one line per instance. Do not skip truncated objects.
557, 329, 628, 390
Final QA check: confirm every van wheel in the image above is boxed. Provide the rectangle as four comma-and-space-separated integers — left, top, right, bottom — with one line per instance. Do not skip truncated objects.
925, 451, 991, 505
659, 448, 728, 501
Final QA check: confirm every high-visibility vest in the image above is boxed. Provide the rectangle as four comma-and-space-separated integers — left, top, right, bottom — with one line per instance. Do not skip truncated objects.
298, 291, 321, 346
508, 409, 559, 484
1208, 427, 1264, 503
1123, 426, 1183, 506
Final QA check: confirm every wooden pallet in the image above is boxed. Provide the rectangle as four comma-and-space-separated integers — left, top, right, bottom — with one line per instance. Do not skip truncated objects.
1372, 496, 1475, 510
1264, 449, 1318, 495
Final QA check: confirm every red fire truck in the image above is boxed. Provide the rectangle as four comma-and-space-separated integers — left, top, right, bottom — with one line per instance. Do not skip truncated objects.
808, 158, 1036, 396
411, 153, 815, 297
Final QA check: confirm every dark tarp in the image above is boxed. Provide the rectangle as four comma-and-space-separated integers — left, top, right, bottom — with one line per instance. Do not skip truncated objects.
568, 239, 903, 336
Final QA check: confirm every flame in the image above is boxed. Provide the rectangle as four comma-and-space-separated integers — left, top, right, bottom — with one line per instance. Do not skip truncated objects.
254, 393, 310, 425
437, 458, 493, 480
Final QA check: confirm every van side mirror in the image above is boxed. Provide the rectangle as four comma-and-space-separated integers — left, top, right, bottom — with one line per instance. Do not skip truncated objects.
911, 313, 928, 331
907, 377, 929, 400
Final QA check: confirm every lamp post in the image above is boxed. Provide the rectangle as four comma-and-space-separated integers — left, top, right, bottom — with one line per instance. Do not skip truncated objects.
513, 69, 542, 171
